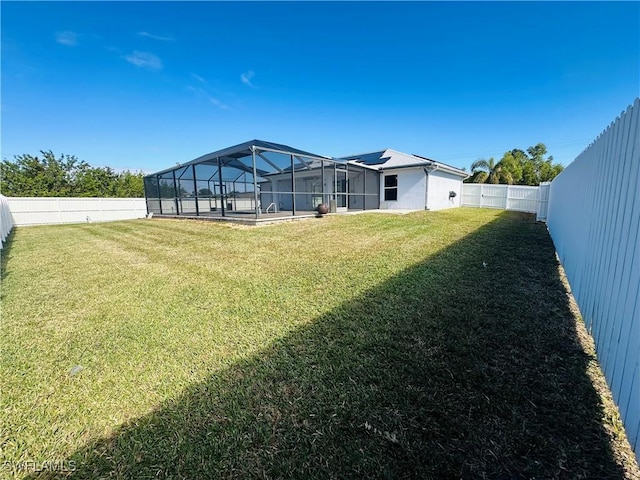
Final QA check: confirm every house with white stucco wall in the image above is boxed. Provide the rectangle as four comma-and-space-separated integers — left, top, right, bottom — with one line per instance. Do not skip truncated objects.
341, 149, 468, 211
144, 141, 469, 220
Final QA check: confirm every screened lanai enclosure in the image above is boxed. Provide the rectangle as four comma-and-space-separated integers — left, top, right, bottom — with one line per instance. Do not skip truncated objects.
144, 140, 380, 220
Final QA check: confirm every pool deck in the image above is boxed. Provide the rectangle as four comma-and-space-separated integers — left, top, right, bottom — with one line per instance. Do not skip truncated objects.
152, 208, 419, 226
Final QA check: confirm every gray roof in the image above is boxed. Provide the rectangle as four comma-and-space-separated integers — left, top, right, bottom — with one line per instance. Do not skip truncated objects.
341, 148, 468, 177
147, 140, 330, 177
146, 141, 467, 179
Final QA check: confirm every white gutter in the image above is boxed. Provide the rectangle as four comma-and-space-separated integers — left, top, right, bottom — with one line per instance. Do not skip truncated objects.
423, 165, 439, 210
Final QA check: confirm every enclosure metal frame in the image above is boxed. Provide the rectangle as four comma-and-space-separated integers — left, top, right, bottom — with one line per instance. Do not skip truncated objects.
143, 140, 380, 220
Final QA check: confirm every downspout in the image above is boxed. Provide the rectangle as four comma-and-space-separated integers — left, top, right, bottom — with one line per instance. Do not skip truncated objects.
423, 164, 438, 210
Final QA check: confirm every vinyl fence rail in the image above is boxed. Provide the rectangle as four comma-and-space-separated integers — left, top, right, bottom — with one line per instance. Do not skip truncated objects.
0, 195, 14, 248
547, 98, 640, 460
5, 197, 147, 226
461, 183, 548, 220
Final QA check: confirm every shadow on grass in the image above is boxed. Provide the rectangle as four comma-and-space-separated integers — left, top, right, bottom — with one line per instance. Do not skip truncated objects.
55, 212, 624, 478
1, 228, 16, 282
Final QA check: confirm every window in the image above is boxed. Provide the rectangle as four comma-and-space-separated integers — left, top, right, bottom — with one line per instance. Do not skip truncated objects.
384, 175, 398, 201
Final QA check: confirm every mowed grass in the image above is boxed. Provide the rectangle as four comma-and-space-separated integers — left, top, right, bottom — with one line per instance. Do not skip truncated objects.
1, 209, 638, 479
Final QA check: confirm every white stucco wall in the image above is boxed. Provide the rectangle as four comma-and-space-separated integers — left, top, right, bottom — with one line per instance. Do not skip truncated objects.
379, 168, 426, 210
378, 167, 464, 211
426, 170, 463, 211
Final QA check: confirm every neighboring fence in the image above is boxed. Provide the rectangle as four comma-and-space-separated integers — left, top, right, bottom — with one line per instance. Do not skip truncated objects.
547, 98, 640, 458
0, 195, 14, 249
5, 197, 147, 226
461, 183, 549, 220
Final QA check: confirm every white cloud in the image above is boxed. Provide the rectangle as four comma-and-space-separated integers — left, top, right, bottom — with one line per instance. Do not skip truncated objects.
138, 32, 174, 42
187, 86, 229, 110
241, 70, 256, 88
191, 73, 207, 84
124, 51, 163, 70
208, 97, 229, 110
56, 31, 78, 46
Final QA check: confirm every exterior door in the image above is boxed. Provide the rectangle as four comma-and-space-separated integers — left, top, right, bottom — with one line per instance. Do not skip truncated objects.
335, 169, 348, 210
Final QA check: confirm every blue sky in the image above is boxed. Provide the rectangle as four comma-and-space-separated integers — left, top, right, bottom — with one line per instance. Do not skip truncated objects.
2, 1, 639, 173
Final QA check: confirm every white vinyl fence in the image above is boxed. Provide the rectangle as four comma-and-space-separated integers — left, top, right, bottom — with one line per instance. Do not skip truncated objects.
535, 182, 551, 222
5, 197, 147, 226
461, 183, 549, 220
547, 98, 640, 459
0, 195, 14, 249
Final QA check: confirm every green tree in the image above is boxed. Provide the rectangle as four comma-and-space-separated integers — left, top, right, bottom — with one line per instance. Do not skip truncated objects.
520, 143, 563, 185
0, 151, 78, 196
75, 165, 117, 197
113, 171, 145, 197
539, 160, 564, 183
0, 151, 145, 197
469, 143, 564, 186
499, 149, 527, 184
469, 157, 513, 184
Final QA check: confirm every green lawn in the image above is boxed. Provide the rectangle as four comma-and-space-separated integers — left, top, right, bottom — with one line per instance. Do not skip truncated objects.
1, 209, 638, 479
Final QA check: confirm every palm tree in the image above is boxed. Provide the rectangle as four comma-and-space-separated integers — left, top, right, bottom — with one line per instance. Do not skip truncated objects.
470, 157, 513, 184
